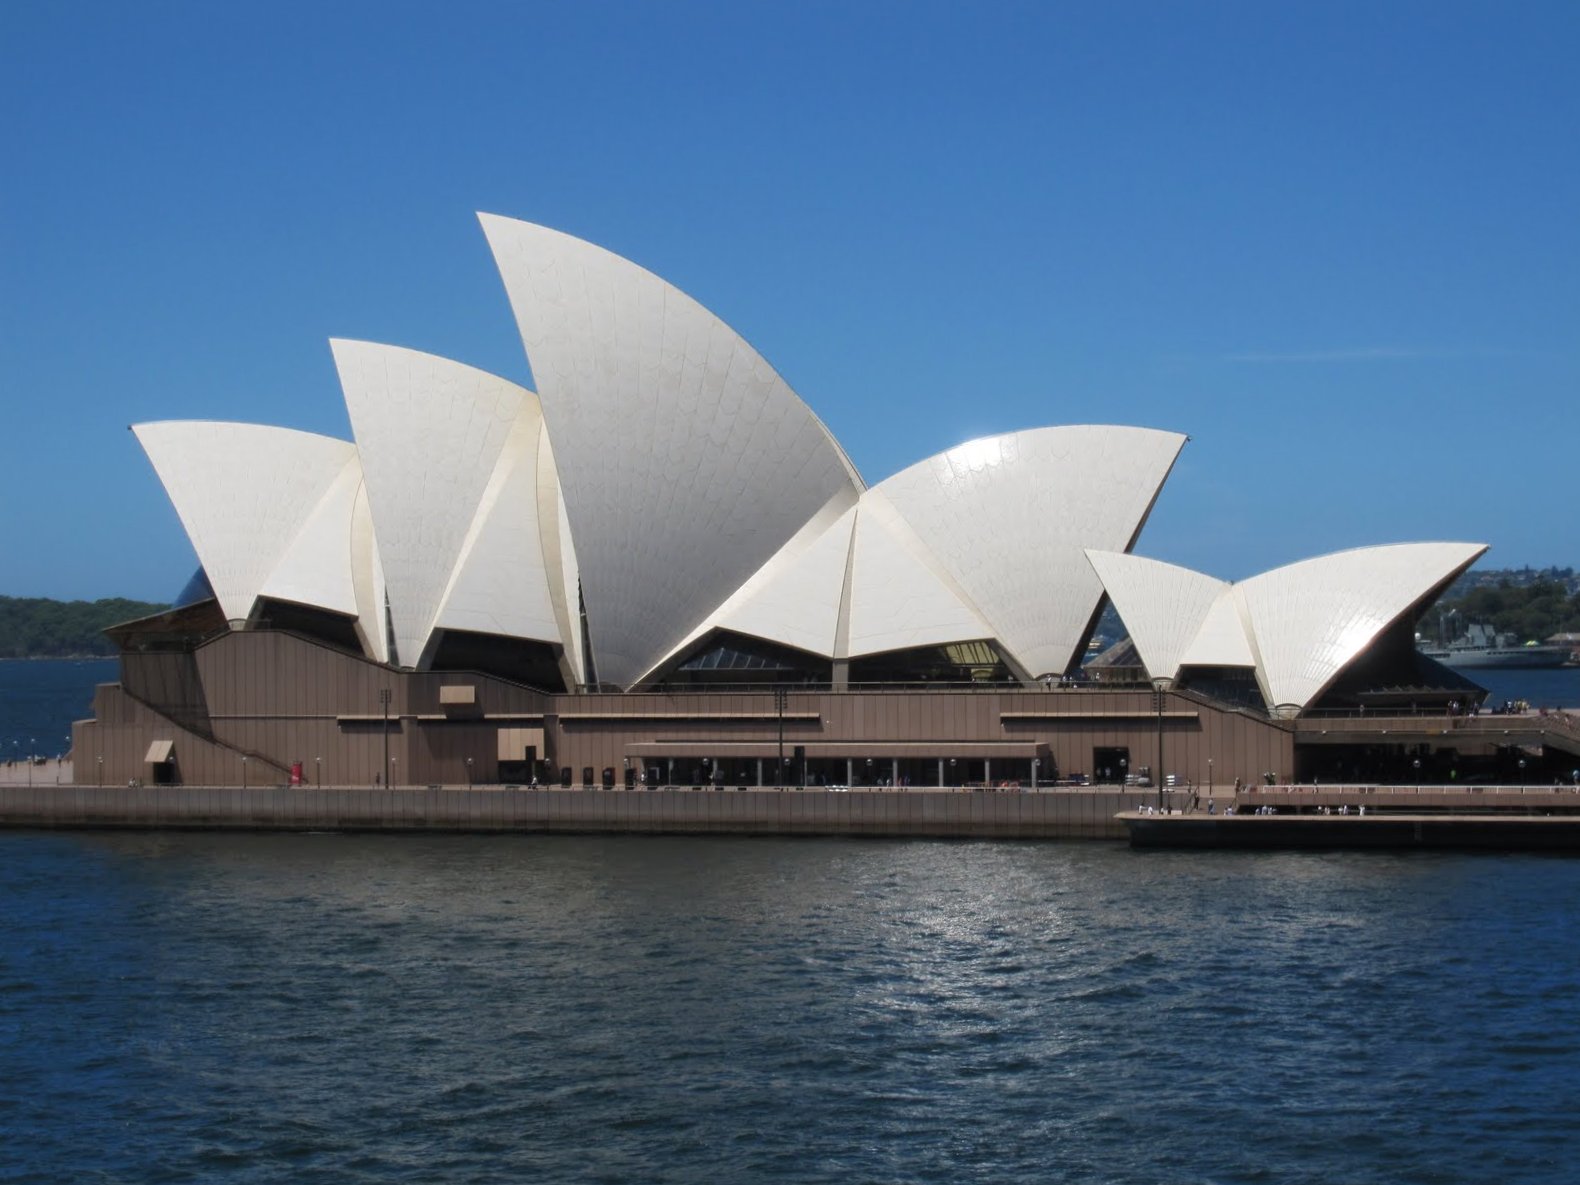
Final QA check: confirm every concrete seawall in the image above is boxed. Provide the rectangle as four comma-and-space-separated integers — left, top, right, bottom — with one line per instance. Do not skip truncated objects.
0, 785, 1132, 839
1122, 812, 1580, 851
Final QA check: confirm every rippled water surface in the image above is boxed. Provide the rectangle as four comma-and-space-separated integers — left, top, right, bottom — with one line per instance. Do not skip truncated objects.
3, 834, 1579, 1183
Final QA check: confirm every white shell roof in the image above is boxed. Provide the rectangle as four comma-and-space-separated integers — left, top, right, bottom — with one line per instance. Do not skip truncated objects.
481, 213, 865, 687
642, 428, 1178, 680
1087, 541, 1487, 712
132, 422, 358, 624
1083, 550, 1236, 680
1179, 589, 1257, 669
1237, 541, 1487, 710
260, 453, 366, 619
875, 426, 1186, 677
348, 478, 389, 664
259, 455, 392, 663
845, 493, 996, 658
433, 396, 570, 659
545, 444, 586, 685
697, 493, 860, 661
137, 346, 579, 674
135, 218, 1484, 711
332, 339, 546, 668
649, 481, 1001, 671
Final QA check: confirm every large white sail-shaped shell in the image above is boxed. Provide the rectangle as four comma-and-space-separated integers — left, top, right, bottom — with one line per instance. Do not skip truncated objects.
698, 495, 860, 661
1179, 590, 1256, 669
845, 494, 997, 659
331, 340, 529, 668
260, 453, 366, 618
260, 455, 393, 663
1087, 543, 1487, 710
132, 421, 357, 625
1237, 542, 1487, 711
1084, 550, 1233, 682
480, 214, 864, 687
435, 398, 569, 653
874, 426, 1186, 678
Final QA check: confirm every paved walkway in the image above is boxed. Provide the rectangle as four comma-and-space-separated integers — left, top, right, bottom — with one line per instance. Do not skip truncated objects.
0, 758, 71, 787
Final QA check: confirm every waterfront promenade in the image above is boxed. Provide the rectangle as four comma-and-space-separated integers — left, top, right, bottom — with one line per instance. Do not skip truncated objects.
0, 757, 71, 786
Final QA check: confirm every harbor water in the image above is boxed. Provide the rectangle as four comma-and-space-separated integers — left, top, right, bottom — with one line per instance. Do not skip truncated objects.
0, 658, 116, 761
4, 831, 1580, 1183
4, 659, 1580, 1181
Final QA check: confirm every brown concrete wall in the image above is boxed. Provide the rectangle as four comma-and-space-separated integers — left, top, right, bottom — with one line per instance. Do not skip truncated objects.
552, 688, 1294, 791
73, 684, 261, 788
0, 786, 1132, 839
75, 629, 1296, 793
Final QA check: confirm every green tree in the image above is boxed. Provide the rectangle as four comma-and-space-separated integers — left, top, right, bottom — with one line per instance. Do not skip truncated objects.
1421, 579, 1580, 643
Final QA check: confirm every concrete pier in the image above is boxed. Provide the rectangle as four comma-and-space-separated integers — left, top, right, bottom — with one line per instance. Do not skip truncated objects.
0, 784, 1132, 840
1122, 811, 1580, 851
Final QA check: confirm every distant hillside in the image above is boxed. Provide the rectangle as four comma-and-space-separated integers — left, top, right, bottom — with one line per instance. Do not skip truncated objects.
0, 596, 169, 658
1420, 576, 1580, 645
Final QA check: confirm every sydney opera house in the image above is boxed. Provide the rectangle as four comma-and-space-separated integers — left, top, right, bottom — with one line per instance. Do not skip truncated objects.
77, 215, 1522, 792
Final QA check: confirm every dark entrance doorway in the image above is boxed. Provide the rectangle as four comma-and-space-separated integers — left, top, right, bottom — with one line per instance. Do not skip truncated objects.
1093, 746, 1130, 786
499, 745, 538, 786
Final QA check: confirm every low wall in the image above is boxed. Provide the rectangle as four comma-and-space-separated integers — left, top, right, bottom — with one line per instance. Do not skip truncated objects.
0, 785, 1131, 840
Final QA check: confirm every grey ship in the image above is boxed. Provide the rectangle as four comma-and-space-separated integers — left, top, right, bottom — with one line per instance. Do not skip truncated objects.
1418, 622, 1573, 669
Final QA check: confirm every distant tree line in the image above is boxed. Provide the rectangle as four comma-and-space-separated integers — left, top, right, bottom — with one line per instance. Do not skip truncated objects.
0, 596, 168, 658
1419, 579, 1580, 644
1449, 565, 1577, 596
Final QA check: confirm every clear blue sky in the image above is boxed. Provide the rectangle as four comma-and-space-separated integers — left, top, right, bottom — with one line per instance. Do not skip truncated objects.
3, 1, 1576, 602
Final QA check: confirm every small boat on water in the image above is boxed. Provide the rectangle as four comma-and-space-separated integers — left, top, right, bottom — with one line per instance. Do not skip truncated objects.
1419, 622, 1573, 669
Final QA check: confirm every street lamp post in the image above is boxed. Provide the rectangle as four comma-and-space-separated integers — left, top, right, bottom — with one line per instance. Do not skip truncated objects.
466, 757, 474, 788
1152, 685, 1166, 812
27, 738, 35, 788
315, 756, 321, 789
241, 754, 248, 790
97, 755, 103, 787
390, 756, 397, 788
